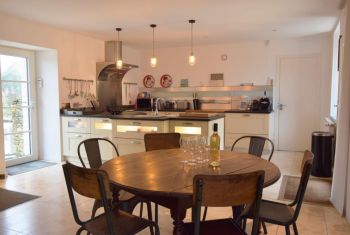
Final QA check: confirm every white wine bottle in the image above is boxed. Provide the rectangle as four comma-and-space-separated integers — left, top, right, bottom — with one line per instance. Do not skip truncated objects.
210, 123, 220, 167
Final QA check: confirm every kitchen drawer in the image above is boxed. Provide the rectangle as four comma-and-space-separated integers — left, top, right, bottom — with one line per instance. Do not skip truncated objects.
169, 120, 208, 136
225, 133, 269, 148
90, 118, 114, 136
115, 119, 168, 139
225, 113, 269, 134
62, 132, 90, 157
62, 117, 91, 133
113, 138, 145, 155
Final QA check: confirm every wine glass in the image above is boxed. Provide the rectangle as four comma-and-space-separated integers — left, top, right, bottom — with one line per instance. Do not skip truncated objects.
180, 137, 190, 164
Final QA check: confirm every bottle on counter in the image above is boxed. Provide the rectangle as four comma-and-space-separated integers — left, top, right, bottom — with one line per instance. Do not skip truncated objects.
209, 123, 220, 167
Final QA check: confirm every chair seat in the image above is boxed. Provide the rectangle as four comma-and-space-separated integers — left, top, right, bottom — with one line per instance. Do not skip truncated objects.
241, 200, 295, 224
184, 218, 246, 235
84, 209, 151, 235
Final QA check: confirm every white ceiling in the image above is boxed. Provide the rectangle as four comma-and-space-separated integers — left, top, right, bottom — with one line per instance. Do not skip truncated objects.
0, 0, 343, 48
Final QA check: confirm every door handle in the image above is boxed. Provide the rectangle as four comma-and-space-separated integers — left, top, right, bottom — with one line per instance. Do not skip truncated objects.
278, 104, 286, 110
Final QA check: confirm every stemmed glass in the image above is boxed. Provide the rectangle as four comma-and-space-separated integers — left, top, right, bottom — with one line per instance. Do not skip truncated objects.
187, 137, 197, 166
180, 137, 190, 164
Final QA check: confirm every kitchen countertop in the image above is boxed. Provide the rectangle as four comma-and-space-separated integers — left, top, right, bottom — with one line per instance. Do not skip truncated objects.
185, 109, 273, 114
61, 112, 225, 121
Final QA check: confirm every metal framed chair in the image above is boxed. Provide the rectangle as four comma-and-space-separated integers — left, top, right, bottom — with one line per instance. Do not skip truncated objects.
231, 135, 275, 161
202, 135, 275, 221
183, 171, 265, 235
144, 132, 181, 225
77, 138, 153, 230
144, 132, 181, 151
62, 161, 159, 235
240, 150, 313, 235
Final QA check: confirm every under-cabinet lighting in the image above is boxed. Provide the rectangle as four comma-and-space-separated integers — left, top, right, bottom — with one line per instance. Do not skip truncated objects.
95, 123, 112, 130
117, 125, 158, 133
175, 126, 201, 135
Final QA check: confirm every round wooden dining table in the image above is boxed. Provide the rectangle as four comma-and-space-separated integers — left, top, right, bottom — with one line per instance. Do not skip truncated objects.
100, 149, 281, 235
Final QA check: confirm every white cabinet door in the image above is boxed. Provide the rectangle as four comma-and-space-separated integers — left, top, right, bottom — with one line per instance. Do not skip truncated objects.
90, 118, 114, 136
113, 138, 145, 156
62, 117, 91, 133
89, 135, 117, 161
62, 133, 90, 158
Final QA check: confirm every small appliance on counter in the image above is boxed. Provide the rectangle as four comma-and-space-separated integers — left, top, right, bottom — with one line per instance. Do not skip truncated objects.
192, 92, 201, 110
62, 108, 103, 116
259, 91, 271, 111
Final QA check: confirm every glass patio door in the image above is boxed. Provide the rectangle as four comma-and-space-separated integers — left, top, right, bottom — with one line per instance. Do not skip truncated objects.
0, 47, 37, 166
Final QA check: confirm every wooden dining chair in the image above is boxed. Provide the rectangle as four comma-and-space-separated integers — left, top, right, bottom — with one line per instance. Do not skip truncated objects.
231, 136, 275, 161
203, 135, 274, 221
240, 150, 313, 235
77, 138, 153, 228
144, 132, 181, 225
183, 171, 265, 235
62, 161, 159, 235
144, 132, 181, 151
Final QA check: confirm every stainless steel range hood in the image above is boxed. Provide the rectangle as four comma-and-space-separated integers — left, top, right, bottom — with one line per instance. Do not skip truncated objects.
96, 41, 138, 110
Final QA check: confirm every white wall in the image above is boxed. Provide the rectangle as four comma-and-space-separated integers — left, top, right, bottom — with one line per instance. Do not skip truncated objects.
36, 50, 61, 163
0, 12, 104, 105
139, 34, 333, 131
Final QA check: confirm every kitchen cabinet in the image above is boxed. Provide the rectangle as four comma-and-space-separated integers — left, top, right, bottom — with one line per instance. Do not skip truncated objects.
113, 138, 145, 155
62, 117, 116, 164
114, 119, 169, 155
224, 113, 273, 149
169, 118, 225, 150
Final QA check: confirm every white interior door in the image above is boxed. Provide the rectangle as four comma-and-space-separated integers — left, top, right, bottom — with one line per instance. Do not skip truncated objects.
278, 55, 321, 151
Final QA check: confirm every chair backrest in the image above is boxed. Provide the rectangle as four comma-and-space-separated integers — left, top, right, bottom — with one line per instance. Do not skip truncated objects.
292, 150, 313, 220
78, 138, 119, 169
231, 135, 275, 161
62, 162, 113, 229
193, 171, 265, 235
144, 133, 181, 151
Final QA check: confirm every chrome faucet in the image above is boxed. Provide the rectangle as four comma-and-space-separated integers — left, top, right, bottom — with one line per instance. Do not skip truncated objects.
154, 97, 164, 116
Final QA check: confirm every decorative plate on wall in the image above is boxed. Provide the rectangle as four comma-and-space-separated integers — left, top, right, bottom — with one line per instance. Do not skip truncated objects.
160, 74, 173, 88
143, 75, 155, 88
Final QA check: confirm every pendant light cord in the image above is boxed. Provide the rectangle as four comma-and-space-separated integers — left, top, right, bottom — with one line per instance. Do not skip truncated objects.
191, 22, 193, 55
152, 27, 155, 57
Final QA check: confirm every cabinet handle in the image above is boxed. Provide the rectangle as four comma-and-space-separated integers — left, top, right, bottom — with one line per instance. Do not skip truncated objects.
183, 122, 193, 126
74, 134, 82, 138
74, 118, 82, 121
242, 114, 250, 117
101, 119, 110, 123
130, 140, 142, 144
132, 122, 141, 125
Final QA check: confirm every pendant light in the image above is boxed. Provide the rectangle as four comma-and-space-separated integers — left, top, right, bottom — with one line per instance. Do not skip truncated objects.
150, 24, 157, 68
188, 19, 196, 66
115, 28, 123, 69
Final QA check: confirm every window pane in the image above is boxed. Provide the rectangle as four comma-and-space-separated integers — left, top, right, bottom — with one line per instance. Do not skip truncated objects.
3, 108, 30, 134
0, 55, 28, 81
4, 132, 32, 159
1, 81, 29, 107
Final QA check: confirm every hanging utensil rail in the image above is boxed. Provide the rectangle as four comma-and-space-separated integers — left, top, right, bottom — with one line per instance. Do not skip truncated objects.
63, 77, 94, 83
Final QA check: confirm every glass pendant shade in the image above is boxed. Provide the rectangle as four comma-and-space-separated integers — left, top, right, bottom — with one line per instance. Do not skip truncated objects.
116, 59, 123, 69
150, 57, 157, 68
189, 54, 196, 66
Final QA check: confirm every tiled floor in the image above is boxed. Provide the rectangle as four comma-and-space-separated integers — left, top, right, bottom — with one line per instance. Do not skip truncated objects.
0, 151, 349, 235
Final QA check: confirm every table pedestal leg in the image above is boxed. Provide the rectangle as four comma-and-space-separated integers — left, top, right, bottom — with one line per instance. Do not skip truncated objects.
170, 206, 187, 235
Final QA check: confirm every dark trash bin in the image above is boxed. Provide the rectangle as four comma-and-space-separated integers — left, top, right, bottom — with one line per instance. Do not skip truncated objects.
311, 131, 334, 177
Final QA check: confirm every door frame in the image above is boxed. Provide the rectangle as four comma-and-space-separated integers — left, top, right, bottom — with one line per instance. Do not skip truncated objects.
274, 53, 321, 151
0, 46, 38, 166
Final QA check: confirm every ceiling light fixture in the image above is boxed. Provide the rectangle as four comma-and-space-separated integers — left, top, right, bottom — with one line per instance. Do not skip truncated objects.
150, 24, 157, 68
188, 19, 196, 66
115, 28, 123, 69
